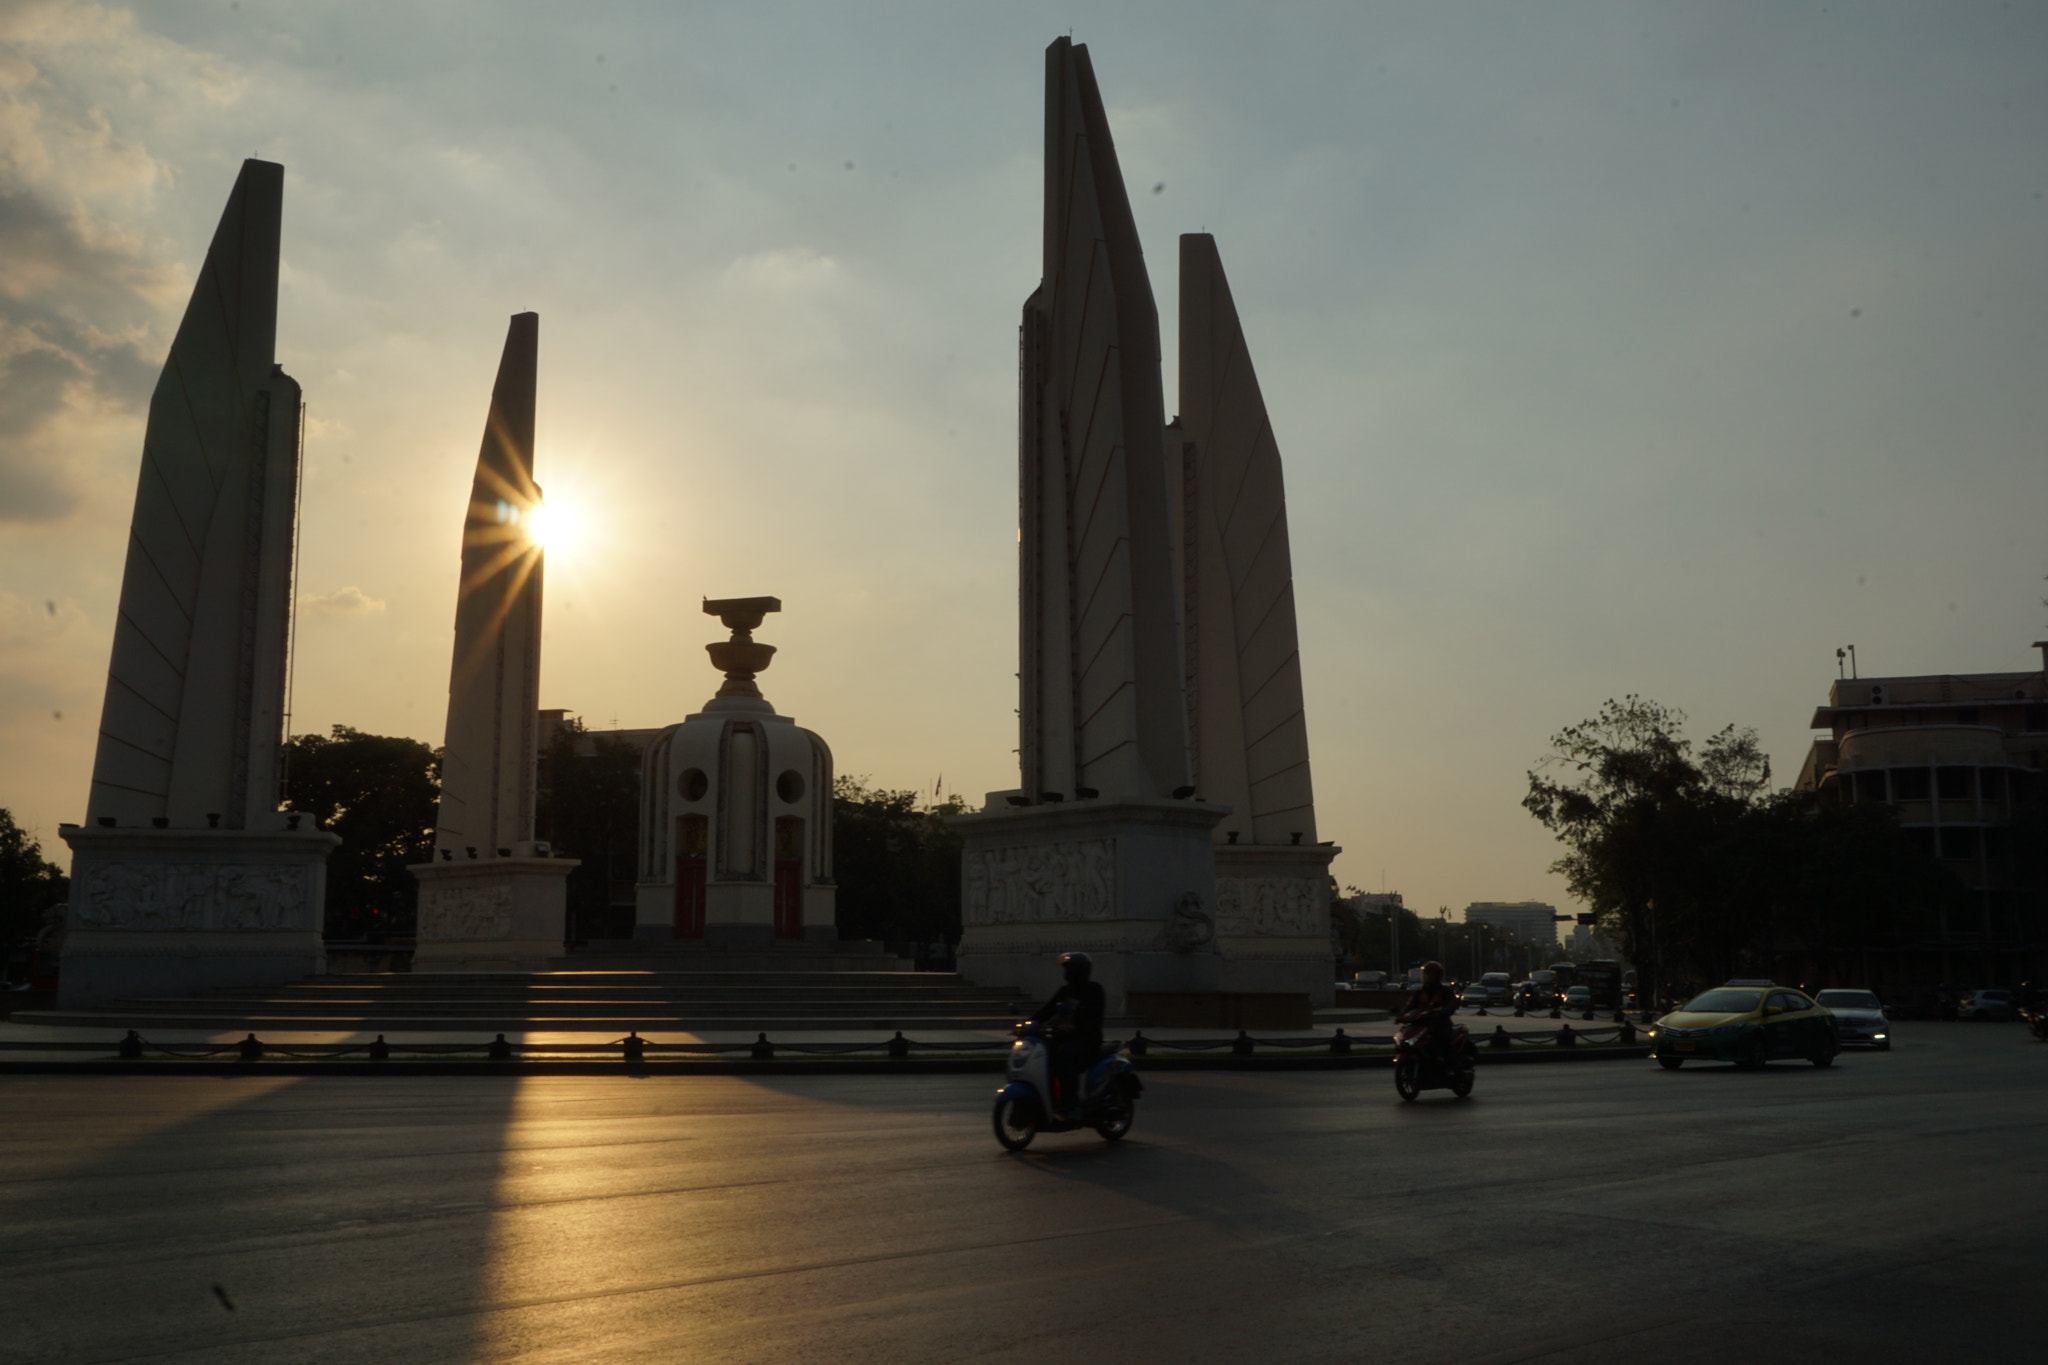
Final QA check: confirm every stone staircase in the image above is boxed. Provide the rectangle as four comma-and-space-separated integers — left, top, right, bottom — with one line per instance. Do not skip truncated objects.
18, 968, 1035, 1033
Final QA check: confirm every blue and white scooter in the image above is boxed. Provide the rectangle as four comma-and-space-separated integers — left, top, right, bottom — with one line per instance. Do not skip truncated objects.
992, 1020, 1143, 1150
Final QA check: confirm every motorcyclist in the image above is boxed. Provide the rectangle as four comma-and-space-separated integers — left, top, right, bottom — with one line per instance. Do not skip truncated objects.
1400, 961, 1458, 1061
1029, 951, 1105, 1119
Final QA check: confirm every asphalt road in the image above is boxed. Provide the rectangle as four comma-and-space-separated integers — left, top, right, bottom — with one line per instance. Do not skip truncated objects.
2, 1023, 2040, 1364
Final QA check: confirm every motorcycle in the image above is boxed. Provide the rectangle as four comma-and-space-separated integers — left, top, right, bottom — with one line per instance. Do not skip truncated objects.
1393, 1011, 1476, 1101
2022, 1005, 2048, 1043
992, 1020, 1143, 1151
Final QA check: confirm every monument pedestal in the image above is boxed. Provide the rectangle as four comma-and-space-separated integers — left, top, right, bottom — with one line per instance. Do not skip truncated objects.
952, 799, 1229, 1014
1213, 842, 1341, 1007
58, 823, 339, 1007
411, 852, 579, 971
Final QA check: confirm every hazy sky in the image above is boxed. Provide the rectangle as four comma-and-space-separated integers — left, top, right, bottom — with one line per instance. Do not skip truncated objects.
4, 1, 2045, 920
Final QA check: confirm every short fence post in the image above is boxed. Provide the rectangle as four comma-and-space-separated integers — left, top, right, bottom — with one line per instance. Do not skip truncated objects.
487, 1033, 513, 1061
751, 1032, 774, 1060
622, 1032, 645, 1064
118, 1030, 143, 1060
1231, 1030, 1254, 1057
1329, 1028, 1351, 1055
887, 1031, 910, 1060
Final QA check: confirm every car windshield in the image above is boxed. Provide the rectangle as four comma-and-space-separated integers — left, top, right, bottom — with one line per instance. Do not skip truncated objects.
1681, 989, 1762, 1014
1816, 991, 1880, 1009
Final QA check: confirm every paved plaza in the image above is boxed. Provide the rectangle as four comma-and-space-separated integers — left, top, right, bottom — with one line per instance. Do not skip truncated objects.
2, 1024, 2040, 1363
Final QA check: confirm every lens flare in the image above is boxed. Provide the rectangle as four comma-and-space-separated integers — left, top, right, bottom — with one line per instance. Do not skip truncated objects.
524, 499, 581, 554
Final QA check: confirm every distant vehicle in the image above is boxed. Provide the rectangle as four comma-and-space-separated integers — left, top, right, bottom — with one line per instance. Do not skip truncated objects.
1352, 971, 1389, 990
1548, 962, 1577, 991
1958, 989, 2018, 1022
1515, 979, 1558, 1010
1814, 989, 1891, 1050
1563, 985, 1593, 1013
1651, 982, 1838, 1070
1479, 972, 1513, 1004
1458, 983, 1493, 1009
1576, 960, 1624, 1010
1531, 969, 1558, 991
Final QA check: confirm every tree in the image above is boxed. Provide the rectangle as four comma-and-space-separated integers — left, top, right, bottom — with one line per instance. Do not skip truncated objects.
1524, 696, 1959, 999
0, 809, 66, 952
536, 716, 642, 942
282, 726, 439, 937
831, 777, 964, 943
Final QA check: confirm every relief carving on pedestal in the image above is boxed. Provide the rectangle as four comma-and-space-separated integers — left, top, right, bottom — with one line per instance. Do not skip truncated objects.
73, 863, 313, 932
964, 839, 1115, 926
417, 883, 515, 941
1162, 892, 1215, 953
1214, 876, 1323, 938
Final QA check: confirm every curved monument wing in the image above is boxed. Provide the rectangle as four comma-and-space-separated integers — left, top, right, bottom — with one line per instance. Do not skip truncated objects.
432, 312, 544, 856
1018, 37, 1189, 802
88, 159, 301, 831
1177, 233, 1315, 844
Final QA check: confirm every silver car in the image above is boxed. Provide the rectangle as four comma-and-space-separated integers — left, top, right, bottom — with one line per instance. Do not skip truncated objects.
1815, 989, 1891, 1050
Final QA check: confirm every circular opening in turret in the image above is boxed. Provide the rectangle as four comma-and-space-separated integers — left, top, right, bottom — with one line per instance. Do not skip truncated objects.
679, 768, 709, 802
776, 769, 805, 804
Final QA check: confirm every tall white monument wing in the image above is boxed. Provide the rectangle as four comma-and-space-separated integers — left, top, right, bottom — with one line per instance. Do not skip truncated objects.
1175, 234, 1316, 844
87, 159, 302, 832
432, 312, 544, 857
1017, 37, 1190, 803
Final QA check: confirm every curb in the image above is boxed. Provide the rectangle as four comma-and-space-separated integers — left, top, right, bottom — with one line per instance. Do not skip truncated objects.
0, 1047, 1652, 1077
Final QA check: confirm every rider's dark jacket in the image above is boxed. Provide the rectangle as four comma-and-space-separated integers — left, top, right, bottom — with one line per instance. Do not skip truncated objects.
1404, 981, 1458, 1051
1031, 980, 1106, 1051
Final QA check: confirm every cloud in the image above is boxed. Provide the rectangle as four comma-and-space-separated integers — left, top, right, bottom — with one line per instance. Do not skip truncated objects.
0, 2, 198, 523
299, 585, 386, 617
717, 246, 842, 296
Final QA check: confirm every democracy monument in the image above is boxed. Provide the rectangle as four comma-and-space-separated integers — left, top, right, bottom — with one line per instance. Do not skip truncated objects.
47, 38, 1339, 1021
407, 312, 579, 970
57, 160, 338, 1005
953, 38, 1337, 1020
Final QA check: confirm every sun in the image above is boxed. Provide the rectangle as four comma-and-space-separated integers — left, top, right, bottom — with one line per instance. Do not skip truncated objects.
523, 498, 583, 556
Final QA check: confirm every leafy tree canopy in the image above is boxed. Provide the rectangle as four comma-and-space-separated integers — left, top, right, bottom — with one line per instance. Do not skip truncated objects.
0, 808, 66, 949
282, 726, 439, 936
537, 714, 643, 941
1524, 696, 1961, 997
831, 776, 964, 944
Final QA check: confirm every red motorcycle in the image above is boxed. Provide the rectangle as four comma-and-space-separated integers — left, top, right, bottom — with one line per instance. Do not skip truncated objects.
1393, 1012, 1476, 1101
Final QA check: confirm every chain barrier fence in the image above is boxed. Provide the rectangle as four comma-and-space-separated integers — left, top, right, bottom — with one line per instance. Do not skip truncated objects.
1, 1018, 1650, 1065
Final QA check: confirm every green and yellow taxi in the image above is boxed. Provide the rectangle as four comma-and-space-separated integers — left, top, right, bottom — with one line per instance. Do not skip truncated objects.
1650, 980, 1839, 1070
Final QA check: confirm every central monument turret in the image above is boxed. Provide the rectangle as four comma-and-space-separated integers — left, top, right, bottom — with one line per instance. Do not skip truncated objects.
632, 598, 837, 947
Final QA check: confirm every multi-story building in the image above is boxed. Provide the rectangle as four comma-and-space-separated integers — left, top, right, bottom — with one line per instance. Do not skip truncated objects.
1795, 645, 2048, 971
1462, 901, 1561, 951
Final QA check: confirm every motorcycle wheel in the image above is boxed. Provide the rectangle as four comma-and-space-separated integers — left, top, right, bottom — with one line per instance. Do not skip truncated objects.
992, 1097, 1038, 1151
1394, 1057, 1420, 1102
1658, 1057, 1683, 1070
1450, 1061, 1474, 1098
1094, 1103, 1134, 1142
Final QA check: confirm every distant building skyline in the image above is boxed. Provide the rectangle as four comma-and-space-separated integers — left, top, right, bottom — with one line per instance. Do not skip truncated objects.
1462, 900, 1561, 951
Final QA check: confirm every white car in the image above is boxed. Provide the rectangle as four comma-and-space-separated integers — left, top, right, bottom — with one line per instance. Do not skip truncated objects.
1815, 988, 1891, 1050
